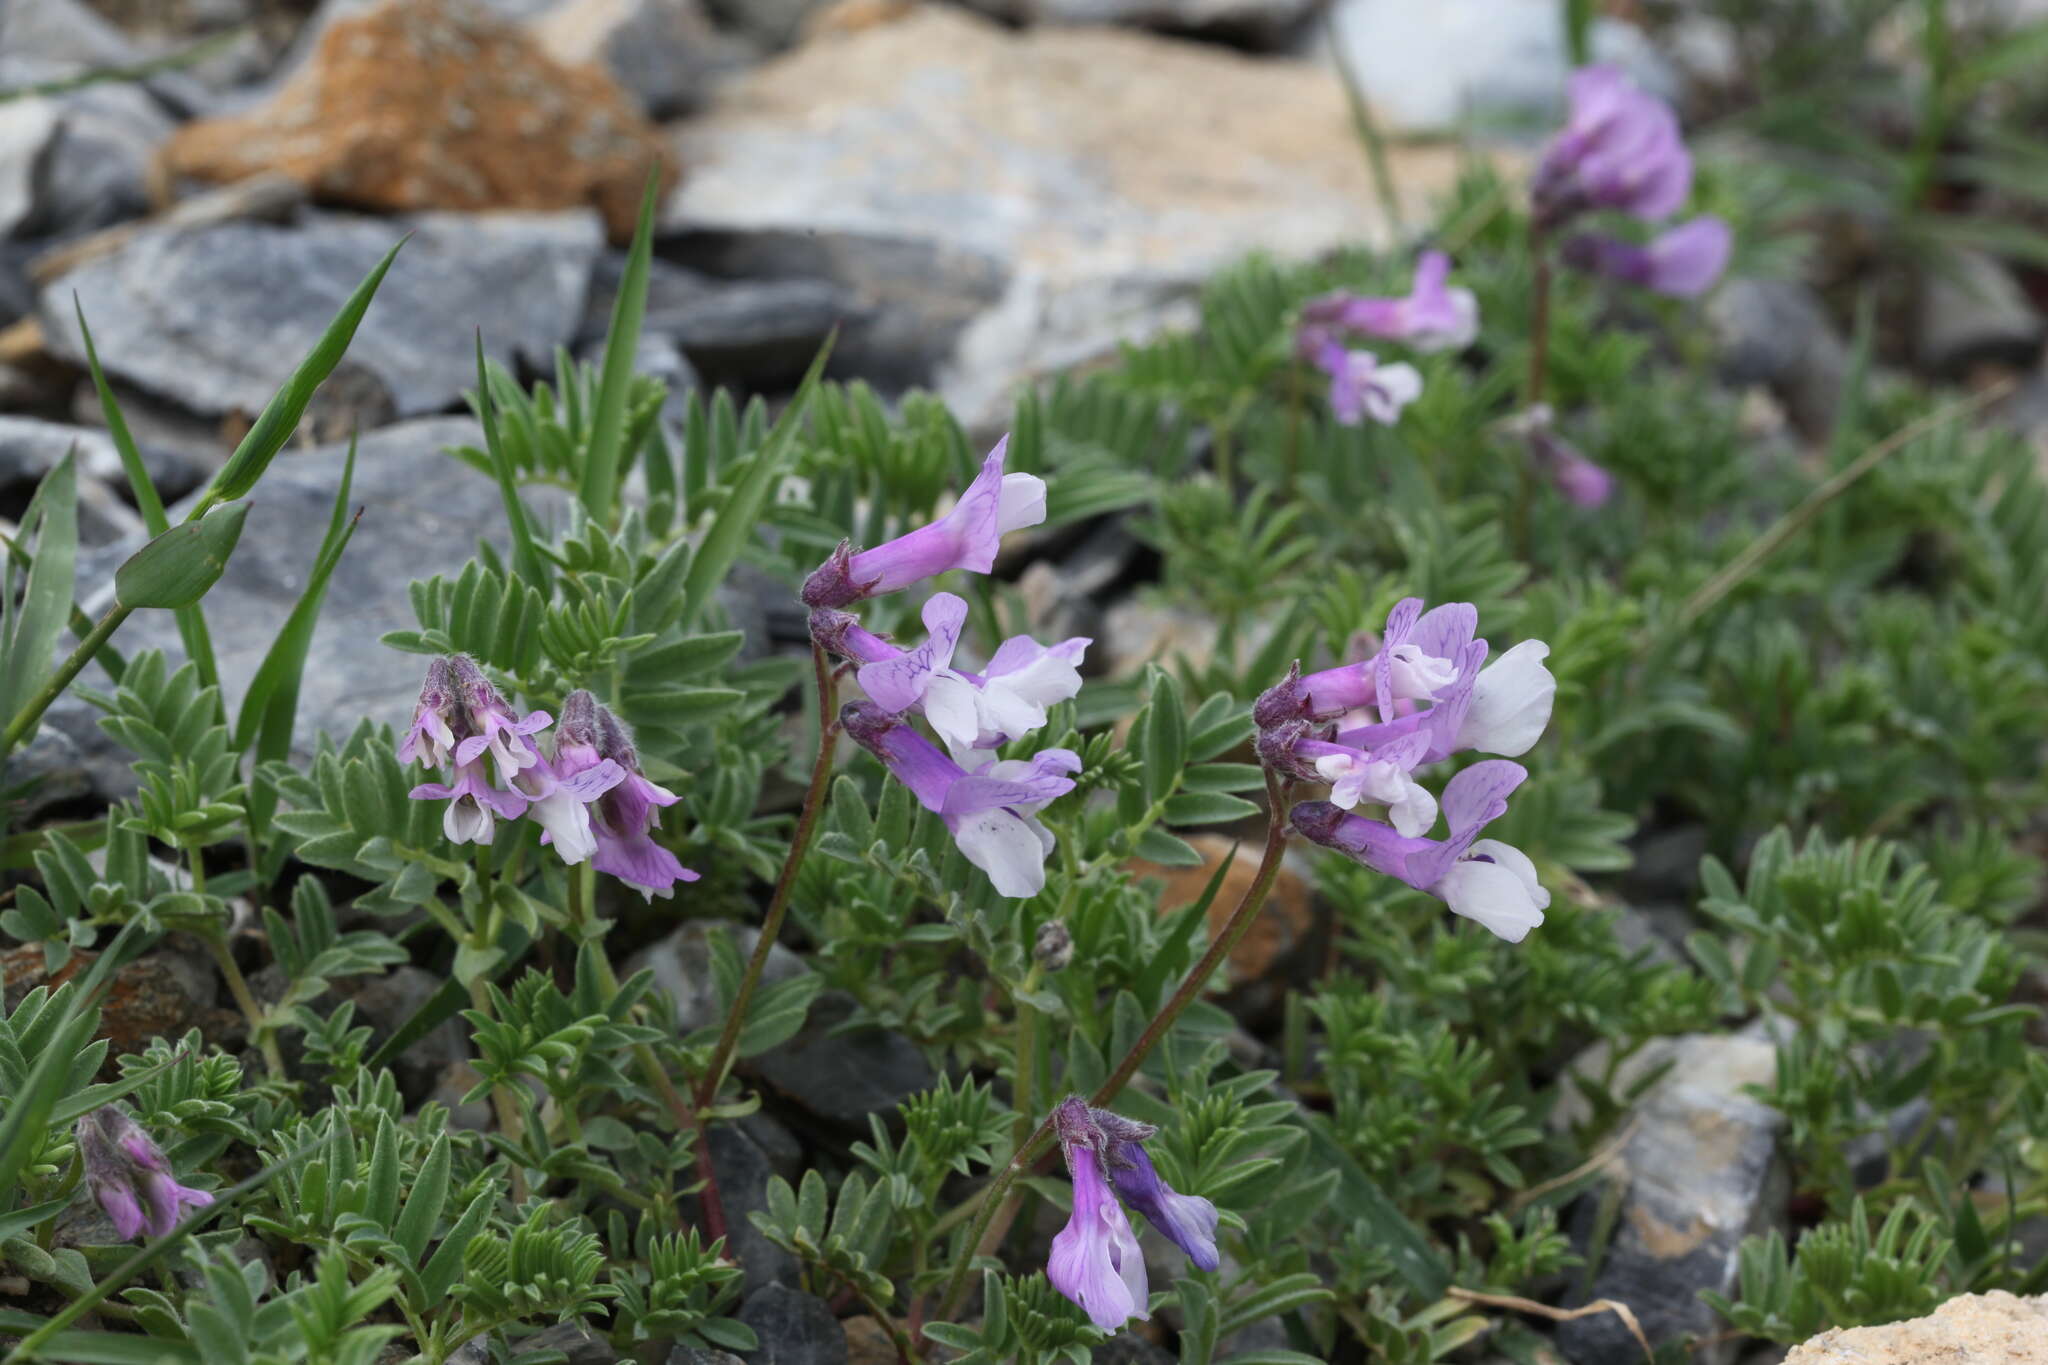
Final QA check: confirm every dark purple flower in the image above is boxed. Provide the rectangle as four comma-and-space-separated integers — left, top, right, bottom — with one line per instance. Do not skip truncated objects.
1533, 65, 1691, 226
1105, 1137, 1221, 1273
1292, 760, 1548, 941
1561, 216, 1731, 298
76, 1108, 212, 1241
1301, 250, 1479, 354
800, 438, 1046, 608
583, 700, 700, 900
520, 691, 626, 866
841, 701, 1078, 898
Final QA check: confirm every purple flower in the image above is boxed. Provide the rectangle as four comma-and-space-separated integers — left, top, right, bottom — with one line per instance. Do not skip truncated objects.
447, 657, 550, 786
520, 693, 626, 866
1303, 338, 1422, 427
1105, 1138, 1221, 1273
1533, 65, 1691, 227
847, 593, 1089, 760
1048, 1102, 1149, 1332
573, 693, 701, 900
801, 437, 1047, 608
841, 701, 1078, 898
410, 756, 528, 845
1561, 216, 1731, 298
76, 1108, 213, 1241
397, 657, 459, 768
1302, 250, 1479, 354
1291, 728, 1437, 836
1292, 760, 1549, 941
1505, 404, 1616, 509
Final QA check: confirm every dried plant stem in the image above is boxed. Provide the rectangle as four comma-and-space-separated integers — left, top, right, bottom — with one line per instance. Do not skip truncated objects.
1675, 378, 2013, 629
932, 772, 1292, 1325
696, 641, 839, 1107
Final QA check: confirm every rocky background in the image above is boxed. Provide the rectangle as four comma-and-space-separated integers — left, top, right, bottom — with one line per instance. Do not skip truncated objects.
7, 3, 2048, 1363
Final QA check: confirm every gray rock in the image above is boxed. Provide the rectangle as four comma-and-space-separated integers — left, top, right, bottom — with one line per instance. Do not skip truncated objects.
531, 0, 749, 118
733, 1284, 846, 1365
689, 1122, 800, 1292
338, 965, 467, 1099
0, 0, 144, 72
69, 417, 550, 763
582, 250, 855, 388
751, 991, 934, 1128
630, 921, 808, 1036
0, 243, 36, 327
1012, 516, 1141, 644
666, 6, 1462, 425
0, 99, 62, 240
0, 414, 208, 502
964, 0, 1319, 45
20, 80, 175, 239
511, 1321, 619, 1365
1553, 1034, 1786, 1365
1917, 246, 2045, 379
666, 1350, 745, 1365
39, 210, 604, 420
667, 229, 997, 396
1318, 0, 1676, 136
1709, 277, 1850, 443
699, 0, 822, 49
3, 692, 136, 810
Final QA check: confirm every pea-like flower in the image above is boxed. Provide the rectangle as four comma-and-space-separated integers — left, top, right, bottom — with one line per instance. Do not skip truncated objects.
831, 592, 1089, 761
587, 699, 701, 900
1300, 337, 1423, 428
1293, 759, 1548, 942
840, 701, 1078, 898
1561, 216, 1732, 298
1301, 250, 1479, 354
447, 656, 550, 787
801, 437, 1047, 609
397, 656, 458, 768
524, 691, 627, 867
76, 1107, 213, 1241
1533, 64, 1691, 227
1046, 1098, 1220, 1332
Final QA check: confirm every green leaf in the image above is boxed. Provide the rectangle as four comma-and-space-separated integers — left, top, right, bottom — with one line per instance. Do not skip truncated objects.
1292, 1108, 1448, 1299
1161, 792, 1261, 827
0, 456, 77, 728
1133, 828, 1203, 867
204, 238, 404, 507
0, 1198, 72, 1244
416, 1188, 494, 1305
114, 502, 249, 610
0, 1313, 199, 1365
473, 334, 547, 588
393, 1135, 450, 1265
578, 174, 659, 520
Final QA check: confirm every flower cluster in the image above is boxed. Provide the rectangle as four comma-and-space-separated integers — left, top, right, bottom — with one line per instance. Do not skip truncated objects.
811, 440, 1087, 899
1255, 597, 1555, 942
1046, 1097, 1219, 1332
1534, 64, 1730, 299
399, 658, 697, 900
77, 1107, 213, 1241
1294, 249, 1477, 427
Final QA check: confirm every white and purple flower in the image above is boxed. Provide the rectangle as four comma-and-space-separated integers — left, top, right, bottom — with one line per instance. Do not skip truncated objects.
1046, 1097, 1220, 1332
831, 592, 1089, 761
1292, 760, 1550, 942
802, 438, 1047, 609
1561, 216, 1731, 298
841, 700, 1078, 899
1299, 336, 1423, 428
1533, 64, 1692, 227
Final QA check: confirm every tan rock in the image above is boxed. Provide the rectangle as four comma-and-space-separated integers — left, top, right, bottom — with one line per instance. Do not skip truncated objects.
155, 0, 675, 241
667, 5, 1478, 424
1787, 1292, 2048, 1363
1133, 833, 1316, 986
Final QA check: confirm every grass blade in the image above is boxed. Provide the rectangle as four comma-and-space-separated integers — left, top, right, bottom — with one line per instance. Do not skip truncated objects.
234, 436, 364, 860
676, 337, 834, 631
472, 335, 547, 588
199, 237, 405, 511
576, 172, 659, 521
0, 1313, 199, 1365
0, 457, 78, 730
72, 300, 166, 535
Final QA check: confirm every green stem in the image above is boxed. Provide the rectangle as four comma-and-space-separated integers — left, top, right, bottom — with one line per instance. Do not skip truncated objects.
201, 930, 286, 1080
933, 772, 1293, 1322
696, 641, 838, 1107
0, 602, 131, 763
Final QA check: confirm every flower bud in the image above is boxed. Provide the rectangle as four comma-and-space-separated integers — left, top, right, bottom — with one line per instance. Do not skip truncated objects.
1033, 920, 1074, 972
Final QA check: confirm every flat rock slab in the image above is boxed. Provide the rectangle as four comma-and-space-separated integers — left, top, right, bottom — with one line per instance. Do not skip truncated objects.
73, 417, 531, 760
665, 5, 1469, 423
1788, 1291, 2048, 1363
38, 210, 603, 420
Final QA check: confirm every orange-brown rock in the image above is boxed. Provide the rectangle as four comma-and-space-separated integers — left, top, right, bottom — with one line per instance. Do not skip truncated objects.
3, 942, 214, 1056
154, 0, 676, 241
1132, 834, 1317, 987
